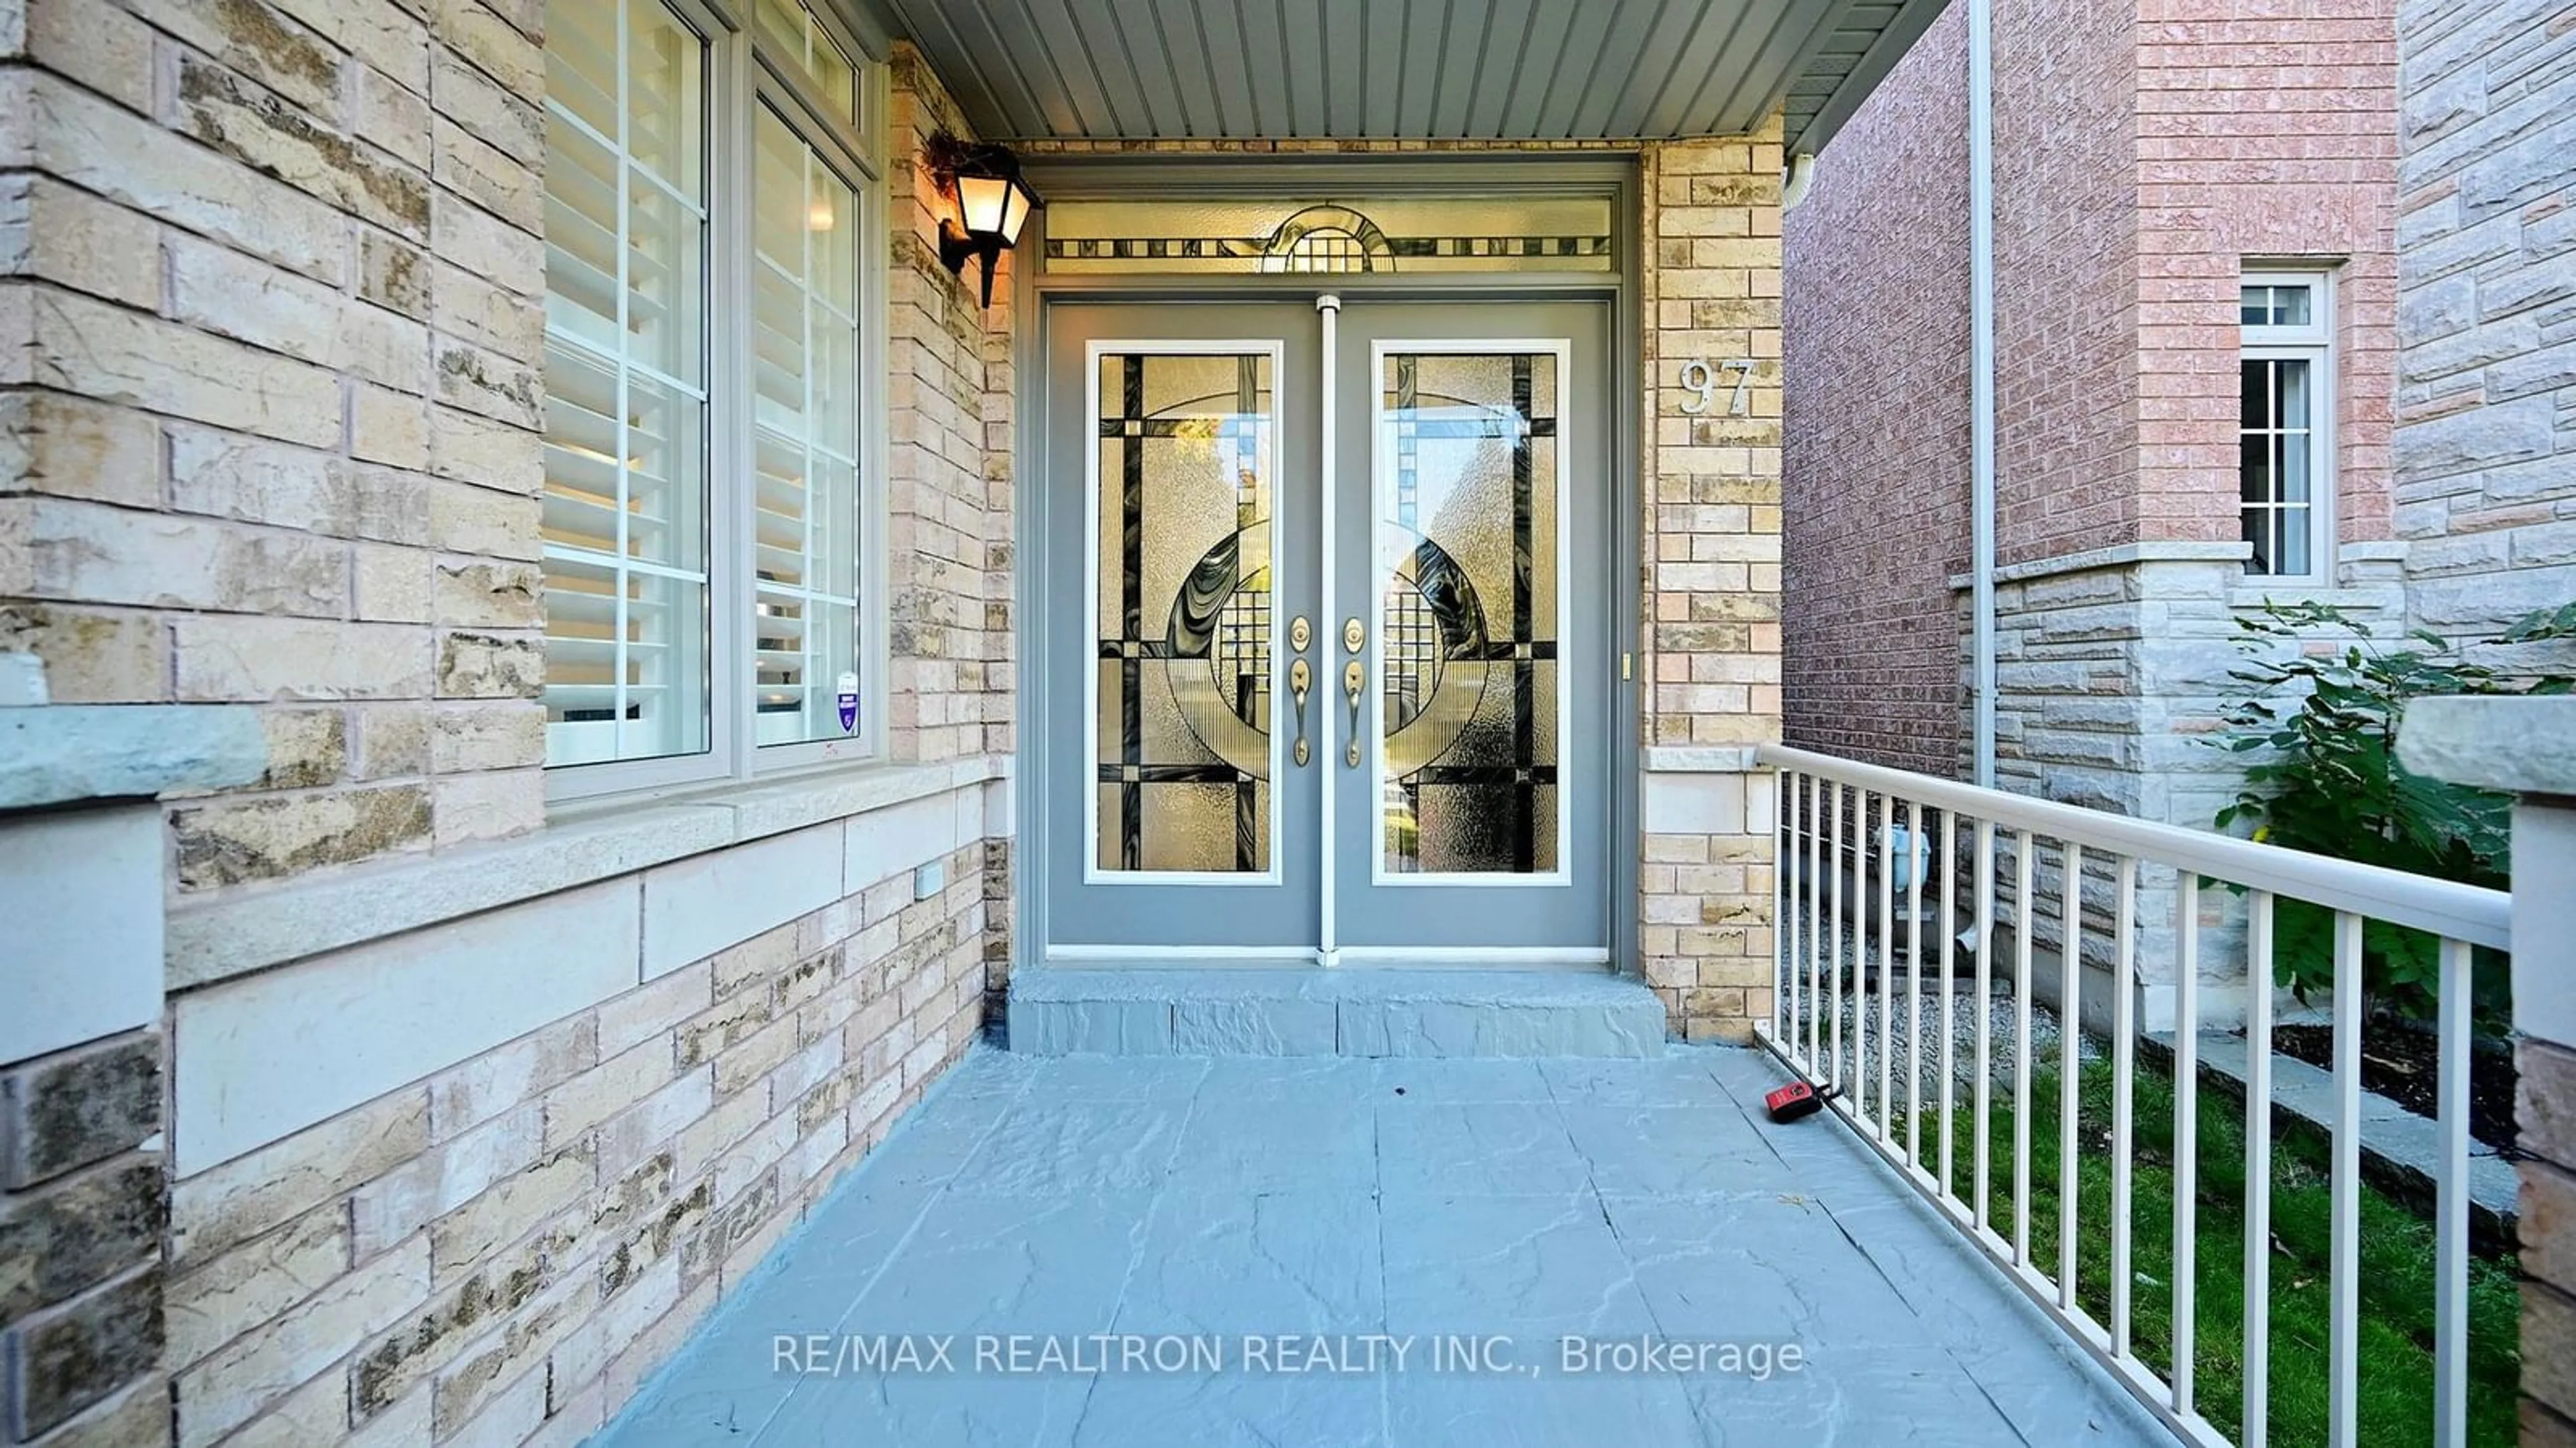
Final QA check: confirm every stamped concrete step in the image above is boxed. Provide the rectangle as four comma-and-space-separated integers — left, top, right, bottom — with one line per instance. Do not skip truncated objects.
1006, 968, 1667, 1057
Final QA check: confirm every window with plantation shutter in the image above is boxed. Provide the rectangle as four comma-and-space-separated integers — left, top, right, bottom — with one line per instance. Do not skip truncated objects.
539, 0, 885, 793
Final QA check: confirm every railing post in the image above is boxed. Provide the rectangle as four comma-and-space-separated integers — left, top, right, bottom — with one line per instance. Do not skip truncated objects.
2401, 696, 2576, 1443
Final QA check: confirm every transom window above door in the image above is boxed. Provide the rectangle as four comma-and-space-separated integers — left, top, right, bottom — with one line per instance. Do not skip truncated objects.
1042, 196, 1615, 274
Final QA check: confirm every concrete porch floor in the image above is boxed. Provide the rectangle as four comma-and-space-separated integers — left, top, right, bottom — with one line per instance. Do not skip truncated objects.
596, 1045, 2174, 1446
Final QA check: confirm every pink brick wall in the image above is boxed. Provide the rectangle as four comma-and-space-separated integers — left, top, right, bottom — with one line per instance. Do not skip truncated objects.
1786, 0, 2400, 778
1993, 0, 2145, 566
2134, 0, 2400, 548
1781, 3, 1970, 776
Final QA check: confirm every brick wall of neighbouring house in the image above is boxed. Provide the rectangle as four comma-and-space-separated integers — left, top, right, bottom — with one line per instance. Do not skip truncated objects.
1990, 0, 2141, 568
1781, 1, 1969, 778
0, 0, 557, 888
1784, 0, 2408, 798
2133, 0, 2401, 551
2392, 0, 2576, 650
2390, 2, 2576, 1439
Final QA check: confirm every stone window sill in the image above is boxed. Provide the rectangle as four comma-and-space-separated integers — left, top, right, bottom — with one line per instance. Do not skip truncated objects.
166, 753, 1008, 994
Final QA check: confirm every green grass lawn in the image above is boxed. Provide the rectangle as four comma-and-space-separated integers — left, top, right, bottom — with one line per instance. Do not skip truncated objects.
1891, 1057, 2520, 1445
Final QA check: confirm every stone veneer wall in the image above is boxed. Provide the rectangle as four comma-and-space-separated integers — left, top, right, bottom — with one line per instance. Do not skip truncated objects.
162, 837, 989, 1446
2392, 0, 2576, 659
2389, 1, 2576, 1439
1637, 128, 1787, 1042
886, 43, 1022, 1015
1960, 545, 2404, 1031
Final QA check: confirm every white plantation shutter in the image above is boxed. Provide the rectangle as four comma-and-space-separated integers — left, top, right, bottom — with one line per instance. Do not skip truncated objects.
540, 0, 712, 767
750, 103, 865, 746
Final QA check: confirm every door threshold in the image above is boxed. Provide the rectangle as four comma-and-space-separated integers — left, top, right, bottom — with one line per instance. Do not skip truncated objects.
1041, 945, 1610, 972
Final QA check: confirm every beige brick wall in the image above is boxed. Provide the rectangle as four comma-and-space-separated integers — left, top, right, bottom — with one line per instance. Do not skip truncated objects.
162, 840, 988, 1446
887, 46, 1020, 996
11, 38, 1020, 1448
0, 21, 1019, 904
888, 46, 1016, 770
1638, 129, 1786, 1043
0, 0, 554, 892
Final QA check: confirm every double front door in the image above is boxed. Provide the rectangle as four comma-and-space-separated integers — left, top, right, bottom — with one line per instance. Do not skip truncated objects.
1040, 297, 1611, 966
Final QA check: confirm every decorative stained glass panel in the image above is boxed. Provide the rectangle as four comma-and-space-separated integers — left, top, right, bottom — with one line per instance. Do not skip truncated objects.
1095, 352, 1277, 874
1045, 198, 1614, 274
1377, 351, 1561, 874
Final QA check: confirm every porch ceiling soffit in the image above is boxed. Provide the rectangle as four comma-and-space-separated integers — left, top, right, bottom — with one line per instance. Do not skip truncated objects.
854, 0, 1947, 156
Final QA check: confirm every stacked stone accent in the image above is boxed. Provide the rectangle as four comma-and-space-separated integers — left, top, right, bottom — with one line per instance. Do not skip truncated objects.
1, 1033, 168, 1445
2392, 0, 2576, 662
161, 841, 988, 1446
888, 48, 1016, 771
1956, 545, 2404, 1029
0, 0, 554, 890
2526, 1032, 2576, 1445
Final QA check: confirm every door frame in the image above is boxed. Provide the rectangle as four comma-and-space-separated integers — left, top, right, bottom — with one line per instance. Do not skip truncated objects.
1008, 154, 1644, 972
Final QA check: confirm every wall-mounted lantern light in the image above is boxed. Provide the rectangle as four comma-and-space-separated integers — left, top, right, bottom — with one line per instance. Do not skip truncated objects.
928, 132, 1039, 309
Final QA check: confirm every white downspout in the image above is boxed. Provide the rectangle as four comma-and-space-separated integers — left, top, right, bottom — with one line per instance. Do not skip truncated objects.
1968, 0, 1998, 788
1781, 153, 1817, 211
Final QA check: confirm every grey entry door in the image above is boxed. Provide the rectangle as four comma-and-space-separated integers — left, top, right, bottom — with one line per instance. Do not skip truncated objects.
1042, 301, 1322, 958
1040, 297, 1610, 965
1326, 301, 1611, 960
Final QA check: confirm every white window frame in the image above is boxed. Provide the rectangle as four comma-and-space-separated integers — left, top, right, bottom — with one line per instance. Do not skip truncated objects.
543, 0, 892, 803
2238, 267, 2336, 584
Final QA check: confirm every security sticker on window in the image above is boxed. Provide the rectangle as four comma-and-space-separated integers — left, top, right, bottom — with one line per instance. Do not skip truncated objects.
837, 672, 859, 734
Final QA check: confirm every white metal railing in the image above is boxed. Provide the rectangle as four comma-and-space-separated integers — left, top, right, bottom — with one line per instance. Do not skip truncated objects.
1754, 743, 2508, 1448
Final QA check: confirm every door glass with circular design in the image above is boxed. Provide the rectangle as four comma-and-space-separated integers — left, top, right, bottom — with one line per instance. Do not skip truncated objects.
1376, 350, 1562, 876
1093, 350, 1279, 876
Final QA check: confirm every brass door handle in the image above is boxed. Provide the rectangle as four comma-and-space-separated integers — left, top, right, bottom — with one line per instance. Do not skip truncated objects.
1289, 659, 1312, 767
1342, 660, 1364, 768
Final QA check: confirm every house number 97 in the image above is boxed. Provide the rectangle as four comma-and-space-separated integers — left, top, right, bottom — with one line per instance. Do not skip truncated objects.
1678, 358, 1756, 417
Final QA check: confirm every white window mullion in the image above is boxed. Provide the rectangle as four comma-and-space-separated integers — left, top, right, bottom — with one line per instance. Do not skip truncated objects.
800, 144, 824, 740
610, 0, 634, 756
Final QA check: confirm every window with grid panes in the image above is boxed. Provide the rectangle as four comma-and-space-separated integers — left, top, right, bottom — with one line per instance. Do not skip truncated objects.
540, 0, 883, 788
2239, 273, 2334, 580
